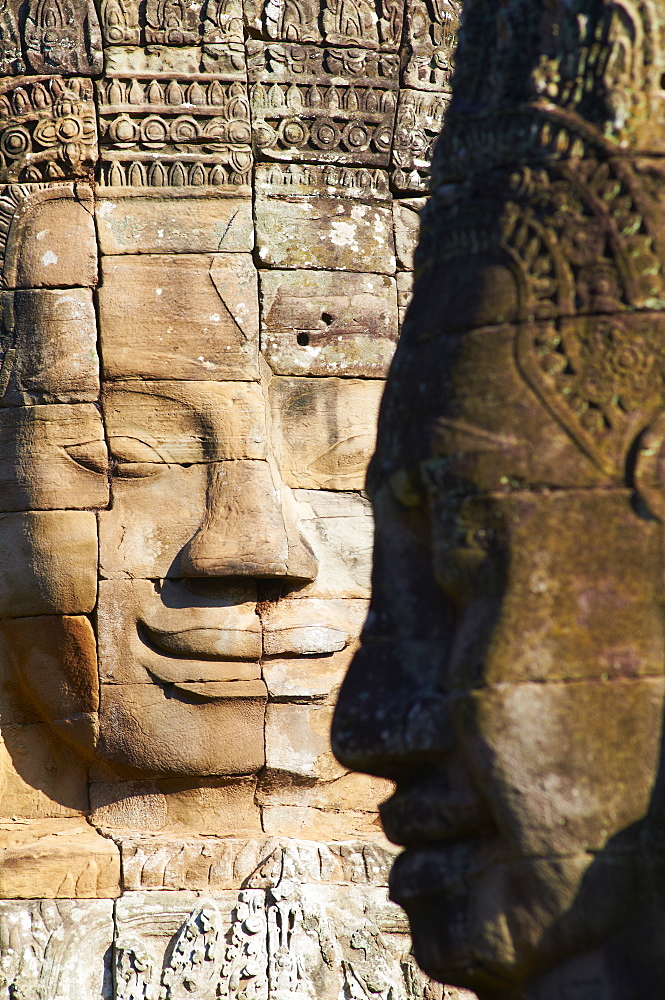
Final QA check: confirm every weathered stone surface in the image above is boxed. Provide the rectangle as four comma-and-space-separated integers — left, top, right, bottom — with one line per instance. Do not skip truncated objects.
393, 197, 425, 271
102, 45, 203, 74
3, 290, 99, 405
99, 462, 207, 580
244, 0, 404, 50
99, 254, 260, 380
293, 490, 374, 599
396, 270, 413, 326
261, 804, 387, 839
89, 776, 261, 834
1, 616, 98, 725
264, 703, 346, 780
0, 899, 113, 999
1, 184, 98, 289
401, 0, 459, 92
0, 819, 120, 898
0, 722, 89, 818
248, 42, 398, 167
118, 835, 396, 892
0, 511, 97, 616
99, 460, 316, 581
261, 270, 398, 376
0, 404, 108, 510
255, 177, 395, 272
0, 77, 98, 184
97, 679, 268, 777
269, 377, 383, 490
96, 72, 252, 193
97, 578, 261, 684
391, 89, 449, 192
0, 9, 462, 1000
261, 598, 367, 657
103, 380, 267, 464
263, 647, 357, 701
96, 194, 254, 254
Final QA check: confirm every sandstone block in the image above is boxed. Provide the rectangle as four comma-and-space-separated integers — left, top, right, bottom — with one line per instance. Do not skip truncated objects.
397, 270, 414, 326
0, 899, 113, 999
97, 578, 261, 685
118, 835, 396, 892
260, 270, 398, 377
261, 598, 368, 657
269, 377, 383, 490
292, 490, 374, 599
103, 380, 267, 464
393, 197, 426, 270
264, 703, 344, 781
95, 194, 254, 254
259, 766, 393, 812
2, 184, 98, 290
263, 647, 357, 701
99, 462, 205, 579
89, 776, 261, 835
261, 804, 387, 839
0, 819, 120, 898
0, 511, 98, 617
0, 403, 108, 511
1, 616, 98, 724
97, 680, 267, 777
102, 45, 203, 74
3, 289, 99, 405
255, 194, 396, 273
0, 722, 89, 819
99, 253, 259, 380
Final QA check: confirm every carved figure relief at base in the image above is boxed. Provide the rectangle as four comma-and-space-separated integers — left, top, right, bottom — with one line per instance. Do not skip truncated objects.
332, 1, 665, 998
0, 2, 473, 1000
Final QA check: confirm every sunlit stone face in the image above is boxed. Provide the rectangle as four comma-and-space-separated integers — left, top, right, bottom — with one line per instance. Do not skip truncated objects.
0, 0, 459, 830
333, 311, 665, 994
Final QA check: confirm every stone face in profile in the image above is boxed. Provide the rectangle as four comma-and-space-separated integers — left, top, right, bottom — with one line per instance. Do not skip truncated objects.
332, 1, 665, 998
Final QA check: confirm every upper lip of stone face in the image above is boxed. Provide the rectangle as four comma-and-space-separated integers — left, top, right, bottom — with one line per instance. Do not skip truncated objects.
138, 619, 261, 670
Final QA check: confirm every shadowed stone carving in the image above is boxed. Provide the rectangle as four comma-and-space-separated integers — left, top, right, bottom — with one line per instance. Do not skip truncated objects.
332, 1, 665, 997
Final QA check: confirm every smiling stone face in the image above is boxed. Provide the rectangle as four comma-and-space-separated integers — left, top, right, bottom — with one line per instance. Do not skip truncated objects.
0, 0, 461, 843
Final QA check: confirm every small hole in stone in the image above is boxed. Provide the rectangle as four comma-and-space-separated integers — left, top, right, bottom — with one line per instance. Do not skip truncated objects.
297, 332, 310, 346
321, 312, 334, 326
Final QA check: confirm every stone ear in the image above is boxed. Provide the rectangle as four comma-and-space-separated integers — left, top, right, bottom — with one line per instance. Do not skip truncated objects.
633, 413, 665, 520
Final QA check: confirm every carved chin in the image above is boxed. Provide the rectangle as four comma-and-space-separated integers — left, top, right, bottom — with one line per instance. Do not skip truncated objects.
95, 679, 267, 777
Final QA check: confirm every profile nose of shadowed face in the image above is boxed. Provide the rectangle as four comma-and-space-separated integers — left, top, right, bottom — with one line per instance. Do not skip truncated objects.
180, 458, 318, 581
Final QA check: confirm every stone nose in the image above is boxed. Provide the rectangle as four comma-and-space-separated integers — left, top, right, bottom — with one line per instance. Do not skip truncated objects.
179, 459, 317, 581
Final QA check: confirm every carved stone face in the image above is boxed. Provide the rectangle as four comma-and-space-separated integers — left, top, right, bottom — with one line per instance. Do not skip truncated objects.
0, 0, 458, 811
333, 311, 665, 991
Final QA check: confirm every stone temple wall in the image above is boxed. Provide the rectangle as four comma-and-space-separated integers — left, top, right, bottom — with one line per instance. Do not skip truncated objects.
0, 2, 475, 998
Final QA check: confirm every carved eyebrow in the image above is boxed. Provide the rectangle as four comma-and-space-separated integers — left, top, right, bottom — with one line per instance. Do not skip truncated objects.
432, 417, 523, 451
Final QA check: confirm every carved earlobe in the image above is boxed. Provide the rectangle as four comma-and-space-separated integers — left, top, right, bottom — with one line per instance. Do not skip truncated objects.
633, 413, 665, 520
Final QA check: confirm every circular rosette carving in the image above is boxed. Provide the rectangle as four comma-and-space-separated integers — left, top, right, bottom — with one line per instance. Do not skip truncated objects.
372, 122, 394, 154
227, 119, 251, 144
109, 115, 138, 146
253, 122, 277, 149
0, 126, 31, 160
170, 115, 201, 143
140, 115, 169, 146
341, 122, 370, 152
310, 118, 340, 151
279, 118, 309, 149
